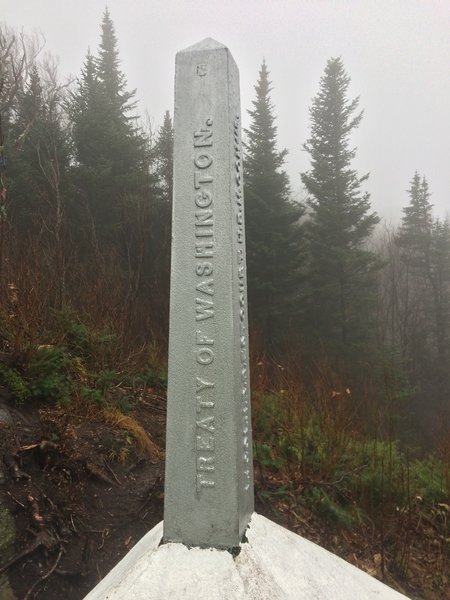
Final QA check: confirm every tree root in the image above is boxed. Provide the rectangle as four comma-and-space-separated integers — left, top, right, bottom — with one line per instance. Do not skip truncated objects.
0, 529, 57, 576
3, 453, 30, 481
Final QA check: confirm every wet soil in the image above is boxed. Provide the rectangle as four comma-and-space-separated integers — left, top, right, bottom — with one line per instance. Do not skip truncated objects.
0, 389, 165, 599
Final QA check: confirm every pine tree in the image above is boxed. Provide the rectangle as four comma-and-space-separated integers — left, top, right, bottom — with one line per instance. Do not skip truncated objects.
397, 174, 450, 369
95, 8, 143, 173
68, 10, 147, 234
153, 110, 173, 202
9, 64, 70, 230
397, 172, 433, 264
395, 175, 450, 437
244, 61, 304, 350
6, 62, 71, 306
69, 51, 106, 170
431, 218, 450, 364
147, 110, 173, 314
8, 65, 45, 225
301, 57, 380, 362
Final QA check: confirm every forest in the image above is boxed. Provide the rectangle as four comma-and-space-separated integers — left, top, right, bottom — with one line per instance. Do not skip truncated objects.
0, 9, 448, 600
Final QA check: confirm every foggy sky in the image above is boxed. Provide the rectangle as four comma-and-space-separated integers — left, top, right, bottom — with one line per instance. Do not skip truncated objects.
2, 0, 449, 222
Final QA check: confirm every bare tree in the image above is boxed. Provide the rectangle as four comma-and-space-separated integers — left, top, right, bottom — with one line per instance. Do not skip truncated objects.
0, 25, 44, 285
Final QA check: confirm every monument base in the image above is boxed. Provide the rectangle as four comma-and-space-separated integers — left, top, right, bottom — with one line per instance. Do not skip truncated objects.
84, 513, 409, 599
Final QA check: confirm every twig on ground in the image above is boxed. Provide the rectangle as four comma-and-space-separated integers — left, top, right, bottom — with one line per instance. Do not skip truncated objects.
85, 461, 117, 487
103, 458, 122, 486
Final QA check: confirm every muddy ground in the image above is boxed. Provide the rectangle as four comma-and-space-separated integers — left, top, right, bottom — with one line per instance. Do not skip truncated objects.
0, 387, 447, 600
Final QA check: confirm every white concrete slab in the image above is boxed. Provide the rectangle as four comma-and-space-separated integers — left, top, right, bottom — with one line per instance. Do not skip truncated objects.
84, 513, 410, 599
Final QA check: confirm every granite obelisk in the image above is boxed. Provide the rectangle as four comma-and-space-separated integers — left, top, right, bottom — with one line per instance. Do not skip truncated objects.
164, 38, 253, 549
83, 39, 410, 600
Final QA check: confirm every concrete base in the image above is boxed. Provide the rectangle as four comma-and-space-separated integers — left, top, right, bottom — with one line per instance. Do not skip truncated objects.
84, 513, 409, 599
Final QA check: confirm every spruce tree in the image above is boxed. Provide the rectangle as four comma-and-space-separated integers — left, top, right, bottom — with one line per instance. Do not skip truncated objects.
397, 172, 433, 265
95, 8, 143, 173
68, 9, 147, 234
153, 110, 173, 203
397, 174, 450, 371
6, 62, 71, 306
147, 110, 173, 313
244, 61, 304, 350
301, 57, 380, 362
396, 175, 450, 436
69, 51, 106, 170
9, 64, 70, 230
8, 65, 45, 226
431, 218, 450, 365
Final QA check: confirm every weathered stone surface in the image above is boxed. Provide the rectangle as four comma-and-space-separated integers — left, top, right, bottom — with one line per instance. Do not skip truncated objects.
83, 514, 410, 600
164, 38, 253, 549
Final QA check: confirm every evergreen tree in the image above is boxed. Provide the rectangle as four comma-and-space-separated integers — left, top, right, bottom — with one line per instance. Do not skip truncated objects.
9, 64, 70, 231
301, 57, 380, 362
244, 61, 304, 350
68, 9, 147, 234
153, 110, 173, 202
397, 172, 433, 265
8, 65, 45, 226
147, 110, 173, 316
395, 175, 450, 438
397, 174, 450, 370
6, 62, 71, 306
95, 8, 143, 173
69, 51, 106, 170
431, 218, 450, 364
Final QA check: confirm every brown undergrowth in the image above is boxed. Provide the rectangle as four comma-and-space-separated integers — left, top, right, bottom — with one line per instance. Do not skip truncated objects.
250, 352, 449, 600
0, 240, 448, 598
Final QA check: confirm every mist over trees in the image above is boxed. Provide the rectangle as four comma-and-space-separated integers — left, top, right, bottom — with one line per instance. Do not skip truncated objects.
244, 61, 304, 351
300, 57, 381, 366
0, 10, 448, 448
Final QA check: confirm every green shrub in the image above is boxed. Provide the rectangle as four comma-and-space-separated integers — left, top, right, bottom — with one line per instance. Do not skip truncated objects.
26, 346, 72, 404
52, 308, 117, 368
0, 362, 30, 403
304, 487, 355, 529
80, 385, 104, 406
254, 442, 286, 472
410, 456, 448, 505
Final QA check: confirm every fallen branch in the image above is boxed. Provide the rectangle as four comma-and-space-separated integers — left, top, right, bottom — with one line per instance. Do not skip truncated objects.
103, 458, 122, 486
19, 440, 58, 453
86, 461, 117, 487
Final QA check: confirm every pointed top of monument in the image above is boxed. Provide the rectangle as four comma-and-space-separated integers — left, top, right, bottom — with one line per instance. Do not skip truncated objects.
180, 38, 228, 53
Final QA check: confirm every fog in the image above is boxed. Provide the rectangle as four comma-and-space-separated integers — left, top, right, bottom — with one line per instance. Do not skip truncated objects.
2, 0, 449, 220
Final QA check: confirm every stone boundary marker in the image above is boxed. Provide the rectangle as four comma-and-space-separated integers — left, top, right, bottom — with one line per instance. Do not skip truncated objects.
83, 39, 410, 600
163, 38, 253, 549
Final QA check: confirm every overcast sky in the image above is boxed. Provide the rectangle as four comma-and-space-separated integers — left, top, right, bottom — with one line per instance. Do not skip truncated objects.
2, 0, 449, 222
